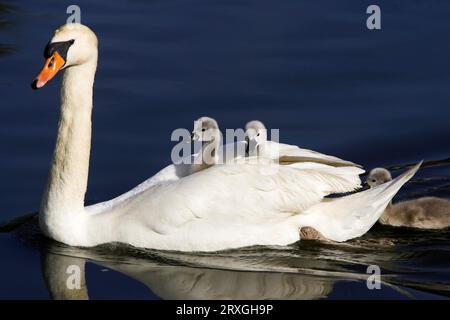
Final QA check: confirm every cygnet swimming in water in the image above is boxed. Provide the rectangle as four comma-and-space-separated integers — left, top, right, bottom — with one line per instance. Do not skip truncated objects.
367, 167, 450, 229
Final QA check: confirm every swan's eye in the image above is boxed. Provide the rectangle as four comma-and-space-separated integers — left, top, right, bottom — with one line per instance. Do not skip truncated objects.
48, 57, 55, 68
202, 128, 206, 132
257, 133, 260, 137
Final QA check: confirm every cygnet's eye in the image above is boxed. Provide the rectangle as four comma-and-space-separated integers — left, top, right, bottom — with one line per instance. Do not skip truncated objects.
257, 133, 260, 137
202, 128, 206, 132
371, 179, 376, 183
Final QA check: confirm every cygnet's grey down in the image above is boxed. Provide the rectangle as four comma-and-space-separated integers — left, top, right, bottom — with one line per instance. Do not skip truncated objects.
245, 120, 268, 157
367, 168, 450, 229
190, 116, 221, 174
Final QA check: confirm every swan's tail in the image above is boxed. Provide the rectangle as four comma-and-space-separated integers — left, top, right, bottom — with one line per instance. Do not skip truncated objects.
301, 161, 422, 242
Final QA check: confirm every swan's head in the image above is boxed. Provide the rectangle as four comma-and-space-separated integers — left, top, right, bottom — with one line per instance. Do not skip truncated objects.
32, 23, 98, 90
191, 116, 220, 143
366, 168, 392, 187
245, 120, 267, 155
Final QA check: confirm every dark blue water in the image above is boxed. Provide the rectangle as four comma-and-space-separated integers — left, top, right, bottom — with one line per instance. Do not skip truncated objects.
0, 0, 449, 299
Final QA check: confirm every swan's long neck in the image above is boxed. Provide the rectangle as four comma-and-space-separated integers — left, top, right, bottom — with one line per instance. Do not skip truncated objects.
40, 59, 97, 239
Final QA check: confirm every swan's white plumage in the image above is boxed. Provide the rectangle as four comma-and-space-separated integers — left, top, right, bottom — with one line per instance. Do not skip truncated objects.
87, 147, 363, 216
85, 160, 365, 251
36, 24, 419, 252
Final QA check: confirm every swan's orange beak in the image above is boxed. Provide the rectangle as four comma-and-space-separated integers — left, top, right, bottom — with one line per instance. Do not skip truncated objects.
31, 52, 65, 90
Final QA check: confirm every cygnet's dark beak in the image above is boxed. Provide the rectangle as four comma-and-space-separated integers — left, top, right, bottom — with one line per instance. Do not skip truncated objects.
191, 131, 199, 142
245, 136, 250, 155
361, 182, 370, 190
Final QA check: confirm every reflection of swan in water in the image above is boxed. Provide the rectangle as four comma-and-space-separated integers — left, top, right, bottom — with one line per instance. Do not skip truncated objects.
4, 213, 449, 299
41, 251, 89, 300
108, 263, 333, 300
40, 242, 334, 300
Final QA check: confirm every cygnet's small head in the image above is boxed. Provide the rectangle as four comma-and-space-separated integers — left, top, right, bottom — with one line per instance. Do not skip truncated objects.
366, 168, 392, 188
245, 120, 267, 154
32, 23, 98, 90
191, 116, 220, 143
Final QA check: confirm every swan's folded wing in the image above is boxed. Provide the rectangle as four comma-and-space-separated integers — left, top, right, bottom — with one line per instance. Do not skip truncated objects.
102, 161, 367, 251
287, 162, 364, 193
132, 162, 364, 231
265, 141, 362, 168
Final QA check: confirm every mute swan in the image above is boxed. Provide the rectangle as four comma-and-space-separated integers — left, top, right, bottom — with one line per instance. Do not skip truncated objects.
32, 23, 421, 252
367, 168, 450, 229
244, 120, 362, 168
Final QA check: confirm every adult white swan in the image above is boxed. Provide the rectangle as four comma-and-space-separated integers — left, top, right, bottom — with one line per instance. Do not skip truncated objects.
32, 24, 420, 252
